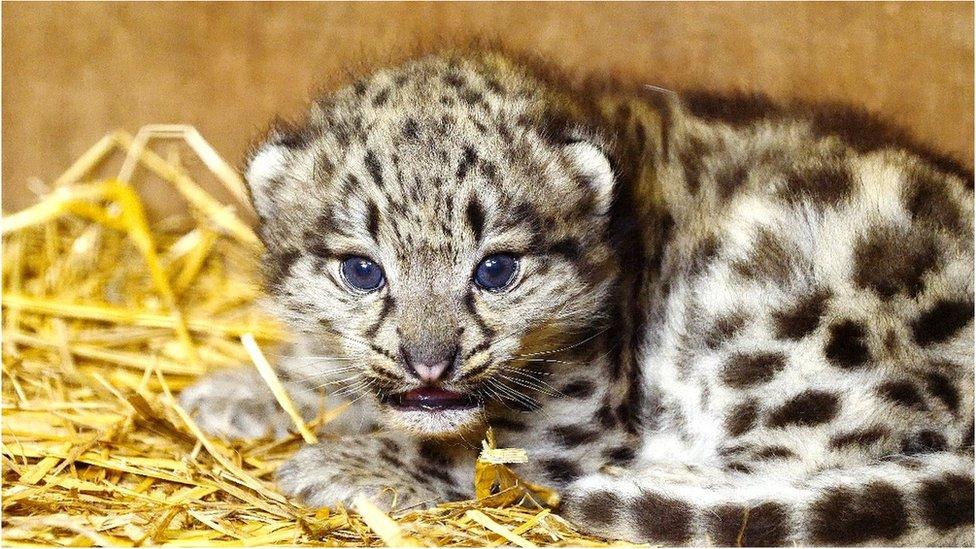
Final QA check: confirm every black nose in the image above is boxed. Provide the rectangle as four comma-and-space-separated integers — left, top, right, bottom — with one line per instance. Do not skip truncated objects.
401, 344, 459, 383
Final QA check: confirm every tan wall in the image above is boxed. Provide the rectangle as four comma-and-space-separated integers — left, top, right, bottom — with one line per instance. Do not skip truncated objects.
3, 2, 973, 212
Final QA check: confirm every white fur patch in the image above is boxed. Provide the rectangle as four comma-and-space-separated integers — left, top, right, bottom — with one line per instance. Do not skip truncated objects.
245, 144, 288, 217
564, 141, 615, 214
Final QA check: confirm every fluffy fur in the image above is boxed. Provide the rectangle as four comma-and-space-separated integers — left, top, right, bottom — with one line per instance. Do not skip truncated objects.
181, 50, 974, 545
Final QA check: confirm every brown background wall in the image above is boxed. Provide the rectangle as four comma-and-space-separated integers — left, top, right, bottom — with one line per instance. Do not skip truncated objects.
3, 2, 973, 212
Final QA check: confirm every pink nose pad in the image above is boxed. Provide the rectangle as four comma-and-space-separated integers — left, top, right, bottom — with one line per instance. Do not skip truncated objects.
413, 361, 450, 383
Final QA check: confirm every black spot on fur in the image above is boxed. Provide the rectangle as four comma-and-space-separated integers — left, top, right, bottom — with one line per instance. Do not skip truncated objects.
753, 446, 796, 460
809, 482, 908, 544
630, 491, 694, 544
724, 462, 753, 474
402, 118, 419, 140
595, 404, 617, 428
416, 462, 453, 484
443, 72, 464, 89
561, 379, 596, 399
911, 299, 974, 347
773, 289, 829, 340
676, 136, 710, 195
782, 162, 853, 205
721, 351, 787, 388
829, 426, 889, 449
548, 425, 600, 447
602, 445, 636, 466
825, 319, 871, 369
853, 225, 938, 299
272, 119, 317, 149
465, 198, 485, 242
902, 430, 948, 455
576, 490, 622, 528
457, 146, 477, 180
297, 482, 328, 503
379, 447, 403, 466
704, 312, 747, 350
313, 208, 338, 236
924, 371, 960, 413
546, 238, 582, 262
461, 89, 484, 107
877, 380, 927, 410
726, 399, 759, 437
733, 229, 796, 282
718, 443, 752, 457
683, 91, 780, 126
633, 121, 647, 154
767, 390, 840, 428
490, 416, 527, 432
266, 249, 301, 292
479, 160, 498, 183
918, 473, 975, 531
417, 440, 452, 466
304, 237, 332, 260
715, 163, 749, 202
904, 165, 966, 233
364, 150, 383, 187
614, 401, 633, 427
372, 88, 389, 107
540, 458, 581, 484
708, 502, 790, 547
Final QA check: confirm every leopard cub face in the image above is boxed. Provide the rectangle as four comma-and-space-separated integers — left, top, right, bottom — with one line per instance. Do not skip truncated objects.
246, 54, 619, 436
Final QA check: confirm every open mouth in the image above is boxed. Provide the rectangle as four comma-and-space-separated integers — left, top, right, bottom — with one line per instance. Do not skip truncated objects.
383, 387, 478, 411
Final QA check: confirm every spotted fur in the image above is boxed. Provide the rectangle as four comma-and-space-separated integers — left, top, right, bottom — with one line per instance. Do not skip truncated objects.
180, 50, 974, 545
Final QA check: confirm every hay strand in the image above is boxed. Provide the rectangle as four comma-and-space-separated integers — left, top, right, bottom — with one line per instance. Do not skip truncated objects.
240, 333, 318, 444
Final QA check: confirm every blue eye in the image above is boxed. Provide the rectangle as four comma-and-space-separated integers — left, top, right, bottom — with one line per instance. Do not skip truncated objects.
341, 256, 385, 292
474, 254, 519, 291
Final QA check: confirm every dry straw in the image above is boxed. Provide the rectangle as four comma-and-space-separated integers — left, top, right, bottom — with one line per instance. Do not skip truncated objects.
1, 127, 634, 547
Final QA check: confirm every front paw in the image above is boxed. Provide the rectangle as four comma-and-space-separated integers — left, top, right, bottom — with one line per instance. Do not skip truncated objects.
179, 368, 295, 440
276, 439, 446, 511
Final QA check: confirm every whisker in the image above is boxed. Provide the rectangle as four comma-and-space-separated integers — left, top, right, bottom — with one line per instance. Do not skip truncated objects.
312, 372, 365, 390
286, 366, 362, 382
282, 355, 362, 362
508, 357, 579, 365
496, 372, 563, 399
342, 379, 377, 401
486, 377, 539, 410
515, 327, 609, 358
318, 327, 377, 351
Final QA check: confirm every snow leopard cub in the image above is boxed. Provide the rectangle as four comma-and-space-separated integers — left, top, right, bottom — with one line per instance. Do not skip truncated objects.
180, 50, 974, 545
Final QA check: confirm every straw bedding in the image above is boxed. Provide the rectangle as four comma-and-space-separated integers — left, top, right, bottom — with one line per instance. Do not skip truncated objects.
0, 127, 635, 547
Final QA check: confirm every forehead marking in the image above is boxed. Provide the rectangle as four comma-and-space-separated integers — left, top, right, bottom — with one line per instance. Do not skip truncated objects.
466, 198, 485, 242
364, 150, 384, 188
365, 200, 381, 241
403, 118, 419, 140
457, 145, 478, 180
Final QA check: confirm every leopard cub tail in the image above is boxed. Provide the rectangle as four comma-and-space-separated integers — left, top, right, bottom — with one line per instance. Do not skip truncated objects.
561, 451, 974, 546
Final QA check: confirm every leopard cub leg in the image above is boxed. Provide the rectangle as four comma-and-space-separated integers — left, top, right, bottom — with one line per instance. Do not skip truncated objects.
179, 368, 319, 439
276, 434, 474, 511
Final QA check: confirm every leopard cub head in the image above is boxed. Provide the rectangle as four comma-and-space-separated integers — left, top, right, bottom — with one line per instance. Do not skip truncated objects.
247, 53, 620, 436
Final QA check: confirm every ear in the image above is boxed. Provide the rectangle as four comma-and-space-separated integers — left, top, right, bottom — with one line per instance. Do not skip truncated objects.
563, 140, 616, 215
244, 142, 289, 220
